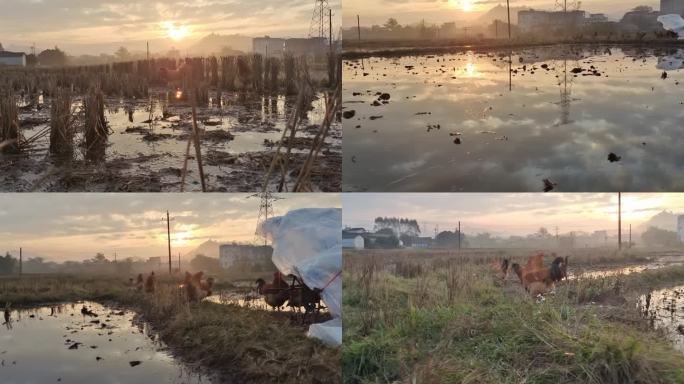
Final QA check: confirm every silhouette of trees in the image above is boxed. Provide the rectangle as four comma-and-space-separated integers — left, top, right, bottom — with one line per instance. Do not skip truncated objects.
38, 47, 67, 67
0, 252, 17, 275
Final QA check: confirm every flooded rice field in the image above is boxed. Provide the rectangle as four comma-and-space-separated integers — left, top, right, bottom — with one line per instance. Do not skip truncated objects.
343, 45, 684, 192
639, 285, 684, 352
0, 301, 212, 383
2, 90, 341, 192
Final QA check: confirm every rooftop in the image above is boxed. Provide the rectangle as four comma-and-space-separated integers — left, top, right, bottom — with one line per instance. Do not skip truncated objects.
0, 51, 25, 58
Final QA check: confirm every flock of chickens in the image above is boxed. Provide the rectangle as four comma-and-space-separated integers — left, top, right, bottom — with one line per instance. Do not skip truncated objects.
131, 271, 215, 302
255, 272, 323, 315
491, 252, 569, 297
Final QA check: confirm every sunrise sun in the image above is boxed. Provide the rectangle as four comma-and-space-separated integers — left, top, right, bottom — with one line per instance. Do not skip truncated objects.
163, 22, 190, 41
450, 0, 474, 12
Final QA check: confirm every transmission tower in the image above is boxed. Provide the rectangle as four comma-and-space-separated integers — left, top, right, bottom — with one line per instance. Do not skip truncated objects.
555, 0, 581, 12
248, 192, 285, 246
309, 0, 332, 40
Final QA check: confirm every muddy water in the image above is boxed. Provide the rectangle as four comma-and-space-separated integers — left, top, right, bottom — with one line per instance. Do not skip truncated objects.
5, 90, 341, 192
343, 45, 684, 192
0, 301, 212, 383
638, 285, 684, 352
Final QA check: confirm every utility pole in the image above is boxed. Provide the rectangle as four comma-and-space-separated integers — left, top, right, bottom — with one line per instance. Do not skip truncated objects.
163, 211, 175, 274
357, 15, 362, 43
178, 252, 181, 271
458, 221, 461, 250
506, 0, 512, 40
629, 224, 632, 249
114, 252, 117, 263
618, 192, 622, 250
19, 247, 22, 276
329, 9, 333, 50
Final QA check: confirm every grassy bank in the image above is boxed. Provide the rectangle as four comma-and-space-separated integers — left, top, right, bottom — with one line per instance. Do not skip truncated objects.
0, 275, 340, 384
343, 252, 684, 384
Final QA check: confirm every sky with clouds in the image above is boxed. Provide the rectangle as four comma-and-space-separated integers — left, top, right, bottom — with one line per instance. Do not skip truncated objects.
343, 0, 661, 28
0, 193, 340, 262
343, 193, 684, 236
0, 0, 342, 55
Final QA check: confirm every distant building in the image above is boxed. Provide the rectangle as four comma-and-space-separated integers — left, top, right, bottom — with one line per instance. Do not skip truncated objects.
0, 51, 26, 67
586, 13, 609, 23
284, 37, 327, 56
518, 9, 586, 32
621, 7, 663, 31
219, 244, 272, 269
253, 36, 328, 57
411, 237, 433, 249
678, 215, 684, 241
343, 228, 367, 249
253, 36, 286, 57
662, 0, 684, 15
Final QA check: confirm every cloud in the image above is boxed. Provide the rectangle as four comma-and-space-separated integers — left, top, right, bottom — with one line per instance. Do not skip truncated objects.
0, 0, 341, 55
0, 193, 340, 261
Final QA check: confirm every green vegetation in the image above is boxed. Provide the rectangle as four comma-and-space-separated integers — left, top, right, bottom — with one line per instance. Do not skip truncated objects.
0, 275, 340, 384
343, 251, 684, 384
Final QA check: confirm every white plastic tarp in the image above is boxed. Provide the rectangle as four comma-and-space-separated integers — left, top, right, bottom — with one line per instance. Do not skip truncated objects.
259, 208, 342, 347
658, 14, 684, 39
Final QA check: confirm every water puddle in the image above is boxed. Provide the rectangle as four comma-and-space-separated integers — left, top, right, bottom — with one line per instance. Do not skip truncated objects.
343, 45, 684, 192
4, 90, 341, 192
0, 301, 212, 383
638, 285, 684, 352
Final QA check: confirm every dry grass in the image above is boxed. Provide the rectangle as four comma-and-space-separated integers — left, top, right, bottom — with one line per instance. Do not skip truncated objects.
343, 250, 684, 384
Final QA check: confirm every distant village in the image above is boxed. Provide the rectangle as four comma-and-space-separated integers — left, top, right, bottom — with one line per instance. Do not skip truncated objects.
0, 241, 277, 276
343, 0, 684, 41
343, 211, 684, 250
0, 34, 338, 68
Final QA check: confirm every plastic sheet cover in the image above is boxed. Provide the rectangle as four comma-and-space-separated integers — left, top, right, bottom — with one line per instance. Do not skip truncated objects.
260, 208, 342, 346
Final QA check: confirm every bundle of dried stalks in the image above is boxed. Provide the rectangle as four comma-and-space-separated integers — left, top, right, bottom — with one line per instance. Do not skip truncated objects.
284, 54, 297, 95
84, 88, 108, 163
48, 89, 75, 160
0, 93, 21, 155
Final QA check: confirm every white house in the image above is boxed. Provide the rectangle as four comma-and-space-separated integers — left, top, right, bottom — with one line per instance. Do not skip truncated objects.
342, 234, 365, 249
0, 51, 26, 67
342, 228, 367, 250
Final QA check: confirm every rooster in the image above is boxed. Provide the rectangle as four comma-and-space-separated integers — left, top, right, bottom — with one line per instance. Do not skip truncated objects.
512, 253, 568, 296
256, 272, 290, 310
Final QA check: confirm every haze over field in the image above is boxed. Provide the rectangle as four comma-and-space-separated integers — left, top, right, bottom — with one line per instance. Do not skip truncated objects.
0, 193, 341, 262
342, 193, 684, 236
0, 0, 342, 55
343, 0, 660, 27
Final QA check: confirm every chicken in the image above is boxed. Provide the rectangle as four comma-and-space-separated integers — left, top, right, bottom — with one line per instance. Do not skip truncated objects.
135, 274, 144, 291
490, 259, 509, 280
512, 253, 569, 296
285, 275, 321, 314
256, 272, 290, 310
144, 272, 156, 293
3, 304, 10, 324
183, 271, 216, 302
